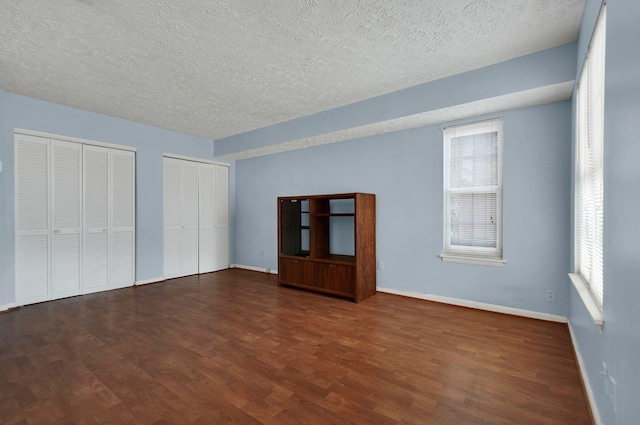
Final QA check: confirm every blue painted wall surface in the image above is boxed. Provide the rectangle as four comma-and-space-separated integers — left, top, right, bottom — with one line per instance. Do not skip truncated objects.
234, 101, 571, 316
216, 42, 577, 156
0, 92, 228, 307
568, 0, 640, 424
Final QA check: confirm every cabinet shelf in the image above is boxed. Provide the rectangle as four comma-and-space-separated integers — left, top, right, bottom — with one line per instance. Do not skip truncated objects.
278, 193, 376, 303
279, 253, 355, 265
311, 213, 355, 217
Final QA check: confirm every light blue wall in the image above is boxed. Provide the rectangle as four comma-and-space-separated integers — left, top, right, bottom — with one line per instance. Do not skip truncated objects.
568, 0, 640, 424
216, 42, 577, 156
234, 101, 572, 316
0, 91, 232, 307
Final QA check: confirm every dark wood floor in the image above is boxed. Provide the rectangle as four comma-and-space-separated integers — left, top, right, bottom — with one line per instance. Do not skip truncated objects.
0, 269, 592, 425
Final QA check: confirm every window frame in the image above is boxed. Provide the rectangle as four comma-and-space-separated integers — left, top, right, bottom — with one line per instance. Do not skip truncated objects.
442, 118, 504, 267
570, 2, 606, 325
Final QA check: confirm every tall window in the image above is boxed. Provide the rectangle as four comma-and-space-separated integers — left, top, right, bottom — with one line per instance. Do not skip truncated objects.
575, 4, 606, 308
443, 118, 503, 266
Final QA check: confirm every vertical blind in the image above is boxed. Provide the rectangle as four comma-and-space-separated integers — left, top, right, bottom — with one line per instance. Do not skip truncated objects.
444, 119, 503, 259
576, 4, 606, 307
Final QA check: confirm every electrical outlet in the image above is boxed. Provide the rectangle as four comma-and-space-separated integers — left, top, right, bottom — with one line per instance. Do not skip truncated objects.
376, 260, 384, 270
546, 290, 556, 303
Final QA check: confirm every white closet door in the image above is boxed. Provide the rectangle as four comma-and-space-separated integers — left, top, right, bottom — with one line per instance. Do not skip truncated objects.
213, 165, 229, 271
111, 150, 135, 289
15, 134, 50, 305
180, 161, 199, 276
51, 140, 82, 300
83, 145, 110, 294
164, 157, 181, 278
198, 163, 215, 273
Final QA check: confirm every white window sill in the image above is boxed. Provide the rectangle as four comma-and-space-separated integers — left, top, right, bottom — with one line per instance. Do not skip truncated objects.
568, 273, 604, 326
440, 254, 505, 268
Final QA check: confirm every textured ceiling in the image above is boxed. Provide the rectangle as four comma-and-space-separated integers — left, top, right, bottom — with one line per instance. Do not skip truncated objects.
0, 0, 585, 141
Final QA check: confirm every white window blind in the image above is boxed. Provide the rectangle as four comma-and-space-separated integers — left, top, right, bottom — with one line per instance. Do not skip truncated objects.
443, 118, 503, 263
576, 4, 606, 307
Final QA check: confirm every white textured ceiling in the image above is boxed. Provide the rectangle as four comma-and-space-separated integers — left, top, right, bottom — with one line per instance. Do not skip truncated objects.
0, 0, 585, 141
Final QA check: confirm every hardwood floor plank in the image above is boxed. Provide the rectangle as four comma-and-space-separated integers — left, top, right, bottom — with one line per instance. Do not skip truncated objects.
0, 269, 592, 424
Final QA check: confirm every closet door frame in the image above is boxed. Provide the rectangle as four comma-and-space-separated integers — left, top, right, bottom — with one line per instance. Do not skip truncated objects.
163, 154, 230, 278
14, 129, 136, 305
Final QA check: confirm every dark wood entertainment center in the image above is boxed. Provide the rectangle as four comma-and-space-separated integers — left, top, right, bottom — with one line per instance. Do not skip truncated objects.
277, 192, 376, 302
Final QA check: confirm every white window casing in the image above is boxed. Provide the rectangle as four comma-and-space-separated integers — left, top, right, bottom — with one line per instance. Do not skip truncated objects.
572, 3, 606, 322
442, 118, 504, 267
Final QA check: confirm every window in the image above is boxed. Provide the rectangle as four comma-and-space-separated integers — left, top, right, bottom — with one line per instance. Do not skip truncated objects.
573, 4, 606, 312
443, 118, 504, 266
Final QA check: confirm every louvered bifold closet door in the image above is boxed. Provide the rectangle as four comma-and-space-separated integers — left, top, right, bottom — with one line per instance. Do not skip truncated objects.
83, 145, 110, 294
198, 163, 215, 274
111, 150, 135, 289
180, 160, 200, 276
51, 140, 82, 300
213, 165, 229, 271
15, 134, 51, 305
164, 157, 182, 278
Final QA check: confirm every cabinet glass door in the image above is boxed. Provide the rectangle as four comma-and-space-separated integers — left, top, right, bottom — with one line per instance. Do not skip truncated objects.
280, 198, 309, 257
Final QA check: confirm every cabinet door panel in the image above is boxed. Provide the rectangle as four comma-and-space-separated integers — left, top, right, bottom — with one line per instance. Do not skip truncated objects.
315, 263, 355, 296
279, 258, 314, 287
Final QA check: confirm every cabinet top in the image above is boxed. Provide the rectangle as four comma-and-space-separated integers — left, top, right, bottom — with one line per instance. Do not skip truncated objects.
278, 192, 374, 201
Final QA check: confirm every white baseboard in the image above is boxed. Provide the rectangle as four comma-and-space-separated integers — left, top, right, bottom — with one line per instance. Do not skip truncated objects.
377, 287, 568, 323
568, 321, 603, 425
0, 302, 18, 312
135, 277, 166, 286
231, 264, 278, 275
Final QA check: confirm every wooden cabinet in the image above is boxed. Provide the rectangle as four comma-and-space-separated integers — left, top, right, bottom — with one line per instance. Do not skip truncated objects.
278, 193, 376, 302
